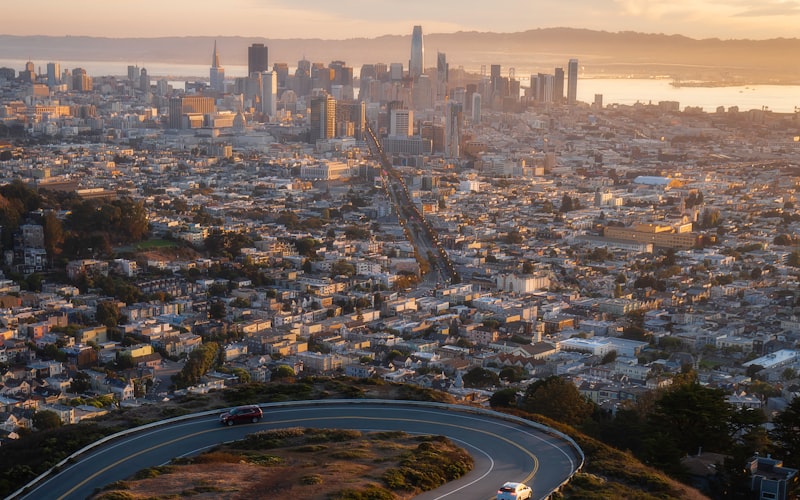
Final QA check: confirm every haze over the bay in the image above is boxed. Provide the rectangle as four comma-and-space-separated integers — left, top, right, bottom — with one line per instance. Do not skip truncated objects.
2, 29, 799, 84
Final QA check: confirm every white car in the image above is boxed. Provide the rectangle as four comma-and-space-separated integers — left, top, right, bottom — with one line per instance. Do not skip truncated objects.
496, 481, 533, 500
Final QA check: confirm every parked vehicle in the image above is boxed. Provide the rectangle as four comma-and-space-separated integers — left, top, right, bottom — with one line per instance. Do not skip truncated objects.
219, 405, 263, 426
496, 481, 532, 500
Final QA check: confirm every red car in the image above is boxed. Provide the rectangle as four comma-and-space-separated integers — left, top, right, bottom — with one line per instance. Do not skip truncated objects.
219, 405, 263, 426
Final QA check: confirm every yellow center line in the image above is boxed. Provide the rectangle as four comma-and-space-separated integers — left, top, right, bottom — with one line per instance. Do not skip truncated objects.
58, 416, 539, 499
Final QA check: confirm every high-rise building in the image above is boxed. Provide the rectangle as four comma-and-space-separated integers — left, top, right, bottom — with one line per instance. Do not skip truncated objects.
248, 43, 269, 76
374, 63, 388, 81
554, 67, 565, 103
19, 61, 36, 83
358, 64, 375, 101
139, 68, 150, 91
46, 62, 60, 87
168, 95, 215, 129
409, 26, 424, 80
390, 108, 413, 137
127, 65, 139, 83
390, 63, 404, 81
310, 93, 336, 142
567, 59, 578, 105
294, 59, 312, 98
490, 64, 501, 86
209, 41, 225, 93
445, 100, 463, 158
471, 93, 481, 123
336, 101, 366, 140
71, 68, 92, 92
262, 70, 277, 119
437, 52, 448, 84
437, 52, 448, 99
273, 63, 289, 89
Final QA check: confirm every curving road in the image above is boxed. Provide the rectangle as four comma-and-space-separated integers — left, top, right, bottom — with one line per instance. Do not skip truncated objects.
17, 401, 581, 500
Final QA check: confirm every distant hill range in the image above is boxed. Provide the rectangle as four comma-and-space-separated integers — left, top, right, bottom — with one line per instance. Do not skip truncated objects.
2, 28, 798, 83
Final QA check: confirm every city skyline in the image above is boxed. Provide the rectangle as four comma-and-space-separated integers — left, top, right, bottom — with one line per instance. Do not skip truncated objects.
5, 0, 800, 41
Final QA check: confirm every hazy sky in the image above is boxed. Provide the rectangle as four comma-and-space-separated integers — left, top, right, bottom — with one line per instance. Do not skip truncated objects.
6, 0, 800, 40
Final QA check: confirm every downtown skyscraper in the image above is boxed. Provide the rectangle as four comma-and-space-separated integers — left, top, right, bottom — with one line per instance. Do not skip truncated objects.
248, 43, 269, 76
567, 59, 578, 105
409, 26, 424, 80
209, 41, 225, 93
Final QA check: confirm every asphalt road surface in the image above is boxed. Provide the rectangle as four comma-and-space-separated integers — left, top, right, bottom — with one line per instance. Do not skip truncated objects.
18, 402, 581, 500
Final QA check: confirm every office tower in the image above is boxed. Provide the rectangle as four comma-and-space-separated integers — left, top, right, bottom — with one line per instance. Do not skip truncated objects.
329, 61, 353, 86
445, 100, 462, 158
61, 68, 71, 90
262, 70, 277, 118
472, 93, 481, 123
156, 79, 170, 96
409, 25, 424, 80
294, 59, 312, 98
310, 93, 336, 142
437, 52, 448, 99
0, 67, 15, 81
209, 41, 225, 93
248, 43, 269, 75
437, 52, 448, 84
567, 59, 578, 104
72, 68, 92, 92
127, 65, 139, 83
19, 61, 36, 83
554, 67, 564, 103
336, 101, 366, 139
390, 108, 413, 136
273, 63, 289, 89
390, 63, 404, 81
490, 64, 501, 88
413, 74, 433, 110
358, 64, 375, 101
540, 74, 554, 103
168, 95, 215, 129
374, 63, 388, 82
139, 68, 150, 93
594, 94, 603, 109
451, 87, 466, 106
46, 62, 60, 87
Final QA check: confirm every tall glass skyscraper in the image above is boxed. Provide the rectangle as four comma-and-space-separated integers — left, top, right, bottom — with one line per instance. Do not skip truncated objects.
409, 26, 424, 80
567, 59, 578, 105
248, 43, 269, 76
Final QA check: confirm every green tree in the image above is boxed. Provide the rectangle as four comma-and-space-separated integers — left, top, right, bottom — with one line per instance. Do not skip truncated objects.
645, 382, 733, 460
173, 342, 220, 389
489, 388, 519, 408
560, 194, 574, 212
499, 366, 526, 382
209, 300, 227, 320
42, 211, 64, 261
770, 396, 800, 468
33, 410, 62, 431
461, 367, 500, 388
271, 364, 295, 381
331, 259, 356, 277
69, 371, 92, 393
520, 376, 595, 427
95, 301, 120, 328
